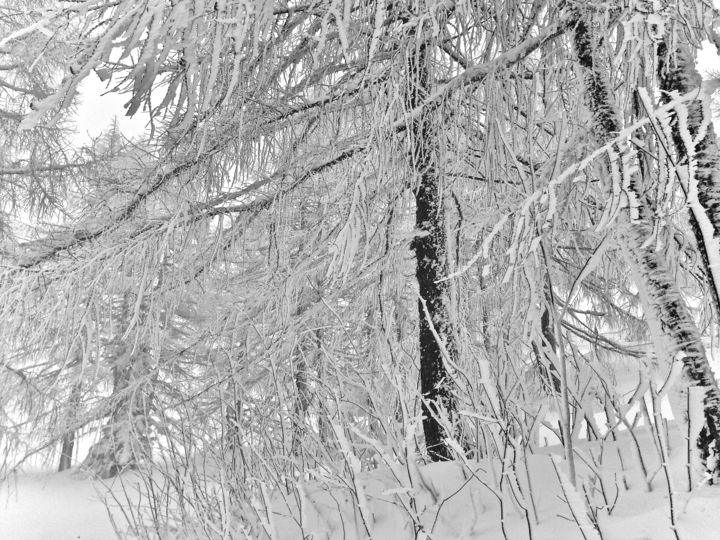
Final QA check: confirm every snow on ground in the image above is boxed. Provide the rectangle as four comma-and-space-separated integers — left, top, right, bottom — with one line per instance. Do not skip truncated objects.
270, 425, 720, 540
2, 423, 720, 539
0, 470, 120, 539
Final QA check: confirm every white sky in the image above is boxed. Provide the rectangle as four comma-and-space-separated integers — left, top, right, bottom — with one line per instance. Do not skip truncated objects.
71, 72, 148, 145
698, 40, 720, 77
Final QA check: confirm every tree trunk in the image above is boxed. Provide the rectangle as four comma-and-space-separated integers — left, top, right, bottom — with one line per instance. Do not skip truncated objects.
406, 28, 457, 462
533, 281, 561, 394
58, 432, 75, 472
657, 38, 720, 319
654, 34, 720, 486
572, 14, 720, 481
224, 387, 248, 483
58, 381, 82, 472
290, 332, 316, 457
83, 348, 152, 478
83, 296, 152, 478
657, 42, 720, 477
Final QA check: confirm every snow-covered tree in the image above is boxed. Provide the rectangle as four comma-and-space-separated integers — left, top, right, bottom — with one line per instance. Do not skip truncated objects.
2, 4, 720, 536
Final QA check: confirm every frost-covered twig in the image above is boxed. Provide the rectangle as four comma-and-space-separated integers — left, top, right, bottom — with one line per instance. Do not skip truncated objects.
649, 383, 682, 540
551, 455, 602, 540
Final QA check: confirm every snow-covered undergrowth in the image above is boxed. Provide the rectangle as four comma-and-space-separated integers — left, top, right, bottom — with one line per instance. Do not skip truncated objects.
267, 426, 720, 540
2, 422, 719, 539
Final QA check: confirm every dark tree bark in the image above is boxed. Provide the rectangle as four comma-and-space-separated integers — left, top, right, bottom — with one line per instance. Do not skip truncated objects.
290, 329, 319, 457
533, 281, 561, 394
224, 390, 248, 482
406, 28, 457, 462
656, 37, 720, 482
58, 432, 75, 472
657, 39, 720, 318
572, 14, 720, 481
290, 204, 321, 458
58, 381, 82, 472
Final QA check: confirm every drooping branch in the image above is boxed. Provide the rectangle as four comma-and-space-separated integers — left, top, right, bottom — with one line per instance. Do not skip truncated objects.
12, 18, 566, 271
